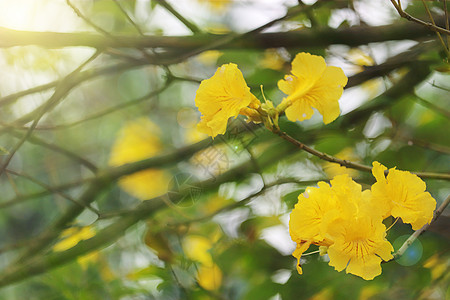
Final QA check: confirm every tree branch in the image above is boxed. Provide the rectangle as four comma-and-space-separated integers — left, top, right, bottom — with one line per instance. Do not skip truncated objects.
1, 138, 298, 287
0, 19, 442, 49
392, 194, 450, 260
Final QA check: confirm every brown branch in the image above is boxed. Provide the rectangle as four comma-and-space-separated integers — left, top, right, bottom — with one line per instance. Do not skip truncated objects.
272, 129, 450, 181
0, 19, 442, 49
390, 0, 450, 35
153, 0, 201, 34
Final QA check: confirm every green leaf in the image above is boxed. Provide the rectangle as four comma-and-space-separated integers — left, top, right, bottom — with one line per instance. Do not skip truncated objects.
282, 189, 304, 210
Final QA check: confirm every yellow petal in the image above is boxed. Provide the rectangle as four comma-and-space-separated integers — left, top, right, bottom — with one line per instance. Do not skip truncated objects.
53, 226, 96, 252
183, 235, 214, 266
371, 162, 436, 230
109, 118, 171, 200
292, 241, 312, 275
326, 216, 393, 280
371, 161, 387, 183
195, 63, 260, 138
277, 52, 347, 124
197, 263, 222, 291
291, 52, 327, 85
307, 66, 347, 124
284, 96, 315, 122
327, 242, 350, 272
346, 255, 382, 280
109, 118, 162, 165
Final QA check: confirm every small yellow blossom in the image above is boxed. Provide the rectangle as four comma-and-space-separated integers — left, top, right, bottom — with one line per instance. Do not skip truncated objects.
260, 49, 285, 71
277, 52, 347, 124
53, 226, 96, 252
197, 50, 223, 66
197, 263, 223, 291
183, 235, 214, 266
326, 215, 393, 280
183, 235, 223, 290
198, 0, 231, 12
185, 126, 208, 144
109, 118, 170, 200
195, 63, 261, 138
323, 148, 360, 178
371, 161, 436, 230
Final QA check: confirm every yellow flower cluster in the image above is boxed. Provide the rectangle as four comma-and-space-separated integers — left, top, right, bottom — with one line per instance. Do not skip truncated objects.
194, 53, 348, 138
289, 162, 436, 280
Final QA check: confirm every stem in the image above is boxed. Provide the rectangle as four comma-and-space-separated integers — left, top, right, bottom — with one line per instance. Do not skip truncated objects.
271, 129, 450, 181
393, 194, 450, 259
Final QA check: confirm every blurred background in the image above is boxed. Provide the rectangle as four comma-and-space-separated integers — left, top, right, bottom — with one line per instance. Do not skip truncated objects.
0, 0, 448, 299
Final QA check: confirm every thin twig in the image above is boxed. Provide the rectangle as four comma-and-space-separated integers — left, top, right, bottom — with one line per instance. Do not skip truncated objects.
0, 51, 101, 177
389, 0, 450, 35
412, 94, 450, 119
5, 169, 100, 216
66, 0, 111, 37
272, 129, 450, 181
153, 0, 201, 34
393, 194, 450, 260
112, 0, 145, 36
25, 80, 172, 131
420, 0, 450, 57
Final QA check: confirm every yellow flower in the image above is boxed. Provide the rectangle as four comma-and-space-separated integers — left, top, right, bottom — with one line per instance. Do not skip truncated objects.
195, 63, 261, 138
183, 235, 223, 290
260, 49, 285, 71
198, 0, 231, 12
289, 182, 337, 245
323, 148, 360, 178
277, 52, 348, 124
197, 263, 223, 291
371, 161, 436, 230
109, 118, 170, 200
289, 175, 370, 274
197, 50, 223, 65
53, 226, 96, 252
183, 235, 214, 266
289, 174, 391, 278
326, 215, 393, 280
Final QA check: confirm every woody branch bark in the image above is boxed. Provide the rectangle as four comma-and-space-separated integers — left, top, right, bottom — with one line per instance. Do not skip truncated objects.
0, 19, 442, 49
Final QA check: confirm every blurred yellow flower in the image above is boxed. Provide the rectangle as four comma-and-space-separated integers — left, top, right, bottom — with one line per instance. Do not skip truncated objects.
183, 235, 223, 290
109, 118, 170, 200
185, 126, 208, 144
371, 161, 436, 230
277, 52, 347, 124
195, 63, 261, 138
423, 254, 447, 280
260, 49, 285, 71
197, 50, 223, 66
347, 48, 375, 70
347, 49, 382, 98
77, 250, 100, 269
323, 148, 360, 178
326, 215, 393, 280
183, 235, 214, 266
53, 226, 96, 252
198, 0, 231, 12
309, 287, 334, 300
197, 263, 223, 291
